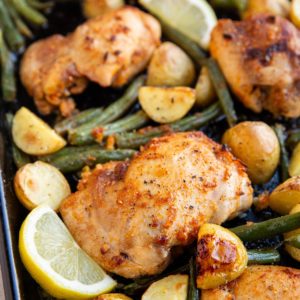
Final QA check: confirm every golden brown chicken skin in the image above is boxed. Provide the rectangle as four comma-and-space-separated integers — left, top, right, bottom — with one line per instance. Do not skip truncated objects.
210, 14, 300, 118
70, 6, 161, 87
20, 35, 88, 116
202, 265, 300, 300
60, 132, 253, 278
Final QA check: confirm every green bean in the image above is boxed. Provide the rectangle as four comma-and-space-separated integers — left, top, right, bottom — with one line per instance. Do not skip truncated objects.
187, 257, 199, 300
117, 263, 189, 296
247, 249, 280, 265
40, 147, 137, 173
69, 75, 145, 144
0, 29, 16, 101
11, 0, 47, 25
274, 124, 289, 181
287, 129, 300, 150
285, 234, 300, 248
27, 0, 53, 10
210, 0, 248, 13
205, 58, 237, 127
161, 21, 206, 64
0, 0, 24, 51
115, 102, 222, 149
54, 108, 104, 135
12, 144, 31, 169
230, 212, 300, 242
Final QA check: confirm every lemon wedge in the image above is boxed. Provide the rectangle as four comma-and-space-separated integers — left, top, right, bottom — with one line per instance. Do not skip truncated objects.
19, 205, 116, 299
291, 0, 300, 28
139, 0, 217, 50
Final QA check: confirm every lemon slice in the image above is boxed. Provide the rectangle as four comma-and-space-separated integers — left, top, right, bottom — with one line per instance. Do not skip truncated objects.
139, 0, 217, 50
291, 0, 300, 28
19, 205, 116, 299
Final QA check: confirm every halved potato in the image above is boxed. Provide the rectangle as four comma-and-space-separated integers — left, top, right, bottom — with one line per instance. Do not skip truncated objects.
14, 161, 71, 211
96, 294, 132, 300
269, 176, 300, 215
12, 107, 66, 155
142, 274, 188, 300
195, 67, 216, 108
83, 0, 124, 18
284, 204, 300, 262
196, 224, 248, 289
139, 86, 196, 123
147, 42, 196, 87
289, 142, 300, 177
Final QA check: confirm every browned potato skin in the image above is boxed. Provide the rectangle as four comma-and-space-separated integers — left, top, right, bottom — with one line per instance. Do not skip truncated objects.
222, 121, 280, 184
201, 265, 300, 300
147, 42, 195, 87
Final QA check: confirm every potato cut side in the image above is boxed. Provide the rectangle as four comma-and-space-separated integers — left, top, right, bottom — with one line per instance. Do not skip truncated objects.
139, 86, 196, 123
289, 142, 300, 177
14, 161, 71, 211
270, 176, 300, 215
83, 0, 125, 18
96, 294, 133, 300
142, 274, 188, 300
12, 107, 66, 155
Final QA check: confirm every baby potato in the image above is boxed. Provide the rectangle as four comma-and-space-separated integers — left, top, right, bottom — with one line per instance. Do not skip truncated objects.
83, 0, 124, 19
289, 142, 300, 177
243, 0, 290, 18
95, 294, 132, 300
147, 42, 196, 87
14, 161, 71, 211
222, 121, 280, 184
196, 224, 248, 289
284, 204, 300, 262
142, 274, 188, 300
12, 107, 66, 155
195, 67, 216, 108
139, 86, 196, 123
269, 176, 300, 215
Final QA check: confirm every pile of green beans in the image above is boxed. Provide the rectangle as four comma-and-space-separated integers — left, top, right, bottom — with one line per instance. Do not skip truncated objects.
0, 0, 51, 102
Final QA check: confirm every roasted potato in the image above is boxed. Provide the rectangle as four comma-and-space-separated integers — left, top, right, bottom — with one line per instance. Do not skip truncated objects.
222, 121, 280, 184
243, 0, 290, 18
289, 142, 300, 177
142, 274, 188, 300
195, 67, 216, 108
139, 86, 196, 123
12, 107, 66, 155
284, 204, 300, 262
196, 224, 248, 290
83, 0, 124, 18
147, 42, 196, 87
14, 161, 71, 211
95, 294, 132, 300
269, 176, 300, 215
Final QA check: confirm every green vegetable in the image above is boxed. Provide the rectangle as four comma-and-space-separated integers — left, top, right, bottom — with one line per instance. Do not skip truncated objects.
287, 129, 300, 150
11, 0, 47, 25
187, 257, 199, 300
285, 234, 300, 249
115, 102, 222, 149
69, 75, 145, 144
54, 108, 104, 135
274, 124, 289, 181
161, 21, 206, 65
247, 249, 280, 265
205, 58, 237, 127
210, 0, 248, 13
230, 212, 300, 242
27, 0, 53, 10
40, 147, 136, 173
0, 29, 16, 101
70, 110, 149, 145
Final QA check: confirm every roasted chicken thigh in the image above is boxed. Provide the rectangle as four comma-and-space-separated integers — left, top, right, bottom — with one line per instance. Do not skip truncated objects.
60, 132, 253, 278
211, 14, 300, 118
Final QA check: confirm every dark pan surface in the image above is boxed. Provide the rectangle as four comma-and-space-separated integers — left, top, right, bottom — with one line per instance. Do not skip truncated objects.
1, 2, 300, 299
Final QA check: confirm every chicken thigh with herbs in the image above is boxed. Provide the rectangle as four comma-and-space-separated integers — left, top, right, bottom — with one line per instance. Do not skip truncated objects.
20, 6, 161, 115
210, 14, 300, 118
202, 265, 300, 300
20, 35, 88, 116
60, 132, 253, 278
